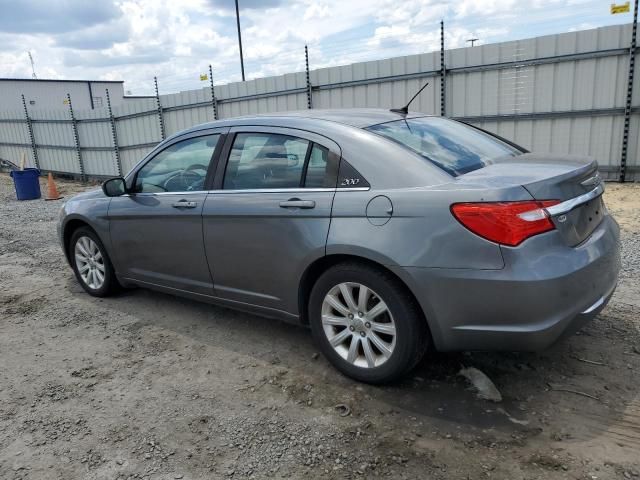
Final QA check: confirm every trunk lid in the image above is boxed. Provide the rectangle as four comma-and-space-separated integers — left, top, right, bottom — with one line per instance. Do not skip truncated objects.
458, 153, 605, 246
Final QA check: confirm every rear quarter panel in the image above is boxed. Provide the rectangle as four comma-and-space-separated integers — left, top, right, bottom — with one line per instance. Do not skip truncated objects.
328, 185, 535, 270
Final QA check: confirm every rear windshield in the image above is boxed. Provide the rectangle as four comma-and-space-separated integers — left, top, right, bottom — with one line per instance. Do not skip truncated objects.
366, 117, 522, 176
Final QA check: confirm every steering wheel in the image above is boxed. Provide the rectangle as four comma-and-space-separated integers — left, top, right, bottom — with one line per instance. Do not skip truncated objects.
163, 164, 208, 191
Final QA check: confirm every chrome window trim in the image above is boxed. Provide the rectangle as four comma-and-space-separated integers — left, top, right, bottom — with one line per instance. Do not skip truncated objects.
545, 183, 605, 216
119, 187, 370, 197
211, 188, 334, 194
335, 187, 371, 192
122, 191, 210, 197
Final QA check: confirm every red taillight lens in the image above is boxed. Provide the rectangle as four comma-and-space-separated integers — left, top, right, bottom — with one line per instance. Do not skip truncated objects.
450, 200, 560, 247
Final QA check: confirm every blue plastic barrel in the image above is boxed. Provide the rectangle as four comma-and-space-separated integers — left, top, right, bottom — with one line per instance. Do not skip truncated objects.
10, 168, 41, 200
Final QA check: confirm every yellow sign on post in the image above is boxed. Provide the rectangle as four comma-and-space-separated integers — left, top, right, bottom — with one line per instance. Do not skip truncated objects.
611, 2, 630, 14
199, 74, 208, 81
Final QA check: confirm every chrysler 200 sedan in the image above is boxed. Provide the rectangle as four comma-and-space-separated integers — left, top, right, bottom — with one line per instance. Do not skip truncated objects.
58, 109, 620, 383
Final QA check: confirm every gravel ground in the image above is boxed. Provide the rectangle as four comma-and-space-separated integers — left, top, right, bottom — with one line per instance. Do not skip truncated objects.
0, 173, 639, 480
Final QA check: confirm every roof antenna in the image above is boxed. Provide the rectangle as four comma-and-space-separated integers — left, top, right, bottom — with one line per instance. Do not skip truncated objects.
390, 81, 429, 115
28, 51, 37, 79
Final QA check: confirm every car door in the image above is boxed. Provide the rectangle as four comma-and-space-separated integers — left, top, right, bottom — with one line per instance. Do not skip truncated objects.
202, 126, 341, 315
108, 129, 226, 296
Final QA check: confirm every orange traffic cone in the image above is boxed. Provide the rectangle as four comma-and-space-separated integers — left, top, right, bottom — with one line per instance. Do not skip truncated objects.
45, 173, 63, 201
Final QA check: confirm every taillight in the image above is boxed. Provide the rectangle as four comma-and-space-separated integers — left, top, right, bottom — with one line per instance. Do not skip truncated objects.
450, 200, 560, 247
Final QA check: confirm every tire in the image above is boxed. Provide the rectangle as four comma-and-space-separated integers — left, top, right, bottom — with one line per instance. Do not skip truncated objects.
309, 262, 429, 384
69, 227, 119, 297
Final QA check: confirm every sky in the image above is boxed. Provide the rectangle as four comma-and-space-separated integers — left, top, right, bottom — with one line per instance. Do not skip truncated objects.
0, 0, 633, 95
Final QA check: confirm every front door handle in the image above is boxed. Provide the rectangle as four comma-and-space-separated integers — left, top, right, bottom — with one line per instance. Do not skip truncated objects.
279, 198, 316, 209
172, 200, 197, 209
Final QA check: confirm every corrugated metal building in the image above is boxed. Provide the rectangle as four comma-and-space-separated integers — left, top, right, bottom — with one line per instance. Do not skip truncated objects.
0, 23, 638, 180
0, 78, 128, 111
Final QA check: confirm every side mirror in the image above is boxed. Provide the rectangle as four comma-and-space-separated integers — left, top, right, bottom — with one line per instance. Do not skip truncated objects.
102, 177, 127, 197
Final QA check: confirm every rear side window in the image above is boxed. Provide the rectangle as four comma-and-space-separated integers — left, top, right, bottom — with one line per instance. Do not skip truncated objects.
366, 117, 521, 176
224, 133, 309, 189
223, 133, 339, 189
304, 144, 337, 188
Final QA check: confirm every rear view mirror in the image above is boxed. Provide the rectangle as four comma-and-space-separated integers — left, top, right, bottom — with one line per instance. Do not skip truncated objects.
102, 177, 127, 197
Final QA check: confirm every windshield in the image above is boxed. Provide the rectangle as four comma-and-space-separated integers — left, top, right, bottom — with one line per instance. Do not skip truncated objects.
366, 117, 522, 176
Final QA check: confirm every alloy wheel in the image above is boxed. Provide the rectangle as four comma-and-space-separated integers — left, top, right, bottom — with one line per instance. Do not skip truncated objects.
74, 236, 105, 290
321, 282, 397, 368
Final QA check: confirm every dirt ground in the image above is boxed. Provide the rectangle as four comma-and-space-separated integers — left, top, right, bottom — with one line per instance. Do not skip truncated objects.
0, 174, 639, 480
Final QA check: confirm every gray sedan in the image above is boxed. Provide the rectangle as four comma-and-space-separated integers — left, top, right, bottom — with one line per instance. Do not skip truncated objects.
58, 109, 620, 383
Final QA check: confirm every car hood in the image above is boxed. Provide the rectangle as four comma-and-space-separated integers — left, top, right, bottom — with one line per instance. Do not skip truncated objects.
68, 188, 105, 202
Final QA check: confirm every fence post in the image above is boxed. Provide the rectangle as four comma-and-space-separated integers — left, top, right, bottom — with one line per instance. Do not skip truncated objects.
305, 45, 313, 109
154, 76, 166, 140
105, 89, 122, 177
440, 20, 446, 117
21, 94, 39, 170
209, 65, 218, 120
66, 93, 86, 182
620, 0, 639, 182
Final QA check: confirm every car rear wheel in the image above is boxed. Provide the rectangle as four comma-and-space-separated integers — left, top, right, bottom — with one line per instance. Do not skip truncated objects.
309, 262, 429, 383
70, 227, 119, 297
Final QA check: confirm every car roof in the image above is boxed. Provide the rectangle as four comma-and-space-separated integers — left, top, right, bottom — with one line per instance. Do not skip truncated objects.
139, 108, 452, 190
252, 108, 429, 128
180, 108, 429, 134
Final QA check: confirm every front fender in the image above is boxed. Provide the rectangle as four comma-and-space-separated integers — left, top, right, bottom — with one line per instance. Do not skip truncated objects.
58, 193, 112, 265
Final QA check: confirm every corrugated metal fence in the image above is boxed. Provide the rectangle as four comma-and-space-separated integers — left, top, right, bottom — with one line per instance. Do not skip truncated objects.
1, 23, 638, 181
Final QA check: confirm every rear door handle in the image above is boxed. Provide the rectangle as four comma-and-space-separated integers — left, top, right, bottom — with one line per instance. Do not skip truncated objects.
279, 198, 316, 209
172, 200, 197, 209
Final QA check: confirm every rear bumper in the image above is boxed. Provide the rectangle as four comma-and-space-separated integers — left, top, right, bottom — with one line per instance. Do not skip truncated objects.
395, 214, 620, 352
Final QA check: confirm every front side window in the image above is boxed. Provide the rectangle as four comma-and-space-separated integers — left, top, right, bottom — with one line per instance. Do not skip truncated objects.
224, 133, 310, 189
366, 117, 521, 176
135, 134, 220, 193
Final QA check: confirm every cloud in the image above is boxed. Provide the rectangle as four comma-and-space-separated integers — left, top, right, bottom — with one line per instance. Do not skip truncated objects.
63, 50, 171, 68
0, 0, 121, 34
55, 18, 131, 50
0, 0, 632, 97
454, 0, 517, 17
304, 3, 330, 20
207, 0, 285, 11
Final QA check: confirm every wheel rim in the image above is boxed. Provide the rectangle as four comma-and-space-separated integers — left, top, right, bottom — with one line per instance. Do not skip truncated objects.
321, 282, 397, 369
74, 236, 105, 290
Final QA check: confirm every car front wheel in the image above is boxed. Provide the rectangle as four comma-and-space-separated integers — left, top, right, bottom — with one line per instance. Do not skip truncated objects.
309, 262, 429, 383
70, 227, 119, 297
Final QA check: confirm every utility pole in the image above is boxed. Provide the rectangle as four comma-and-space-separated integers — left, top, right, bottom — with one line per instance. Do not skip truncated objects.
235, 0, 246, 81
466, 38, 479, 47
